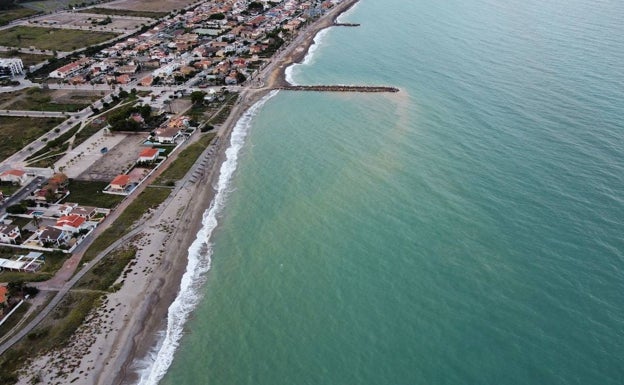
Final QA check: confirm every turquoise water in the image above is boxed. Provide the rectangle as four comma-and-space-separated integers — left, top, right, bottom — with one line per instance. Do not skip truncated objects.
150, 0, 624, 384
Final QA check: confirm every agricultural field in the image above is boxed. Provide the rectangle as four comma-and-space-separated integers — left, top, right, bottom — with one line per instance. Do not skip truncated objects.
0, 26, 117, 51
0, 116, 64, 161
0, 7, 40, 26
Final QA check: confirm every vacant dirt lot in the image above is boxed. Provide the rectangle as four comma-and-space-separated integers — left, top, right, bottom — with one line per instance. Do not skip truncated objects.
98, 0, 196, 13
32, 11, 148, 31
77, 133, 146, 182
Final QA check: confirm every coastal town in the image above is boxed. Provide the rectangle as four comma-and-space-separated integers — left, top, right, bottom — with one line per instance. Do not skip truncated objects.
0, 0, 364, 383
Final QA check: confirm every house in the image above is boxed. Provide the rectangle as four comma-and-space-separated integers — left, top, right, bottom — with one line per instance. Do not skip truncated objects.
154, 126, 181, 144
110, 175, 130, 192
38, 226, 70, 247
116, 74, 131, 84
70, 206, 98, 220
55, 214, 88, 233
140, 75, 154, 86
49, 58, 90, 79
138, 148, 159, 163
0, 224, 20, 244
0, 169, 27, 185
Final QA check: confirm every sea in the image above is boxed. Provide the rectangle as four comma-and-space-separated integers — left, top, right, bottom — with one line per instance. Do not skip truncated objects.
136, 0, 624, 384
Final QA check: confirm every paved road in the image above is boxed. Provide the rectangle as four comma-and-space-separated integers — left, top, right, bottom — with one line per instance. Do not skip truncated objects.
0, 176, 45, 216
0, 110, 69, 118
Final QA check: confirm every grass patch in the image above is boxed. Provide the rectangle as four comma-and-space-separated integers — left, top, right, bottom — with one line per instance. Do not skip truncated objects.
0, 26, 117, 51
0, 50, 51, 67
63, 180, 124, 209
0, 182, 22, 196
0, 7, 39, 26
153, 133, 216, 185
6, 88, 92, 112
0, 116, 64, 162
0, 302, 30, 340
81, 187, 170, 263
80, 7, 168, 19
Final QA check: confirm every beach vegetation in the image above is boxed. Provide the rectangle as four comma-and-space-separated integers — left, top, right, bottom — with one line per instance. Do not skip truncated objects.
82, 187, 171, 263
153, 133, 216, 185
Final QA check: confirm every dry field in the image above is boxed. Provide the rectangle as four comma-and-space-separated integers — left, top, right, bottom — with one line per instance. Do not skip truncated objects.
98, 0, 197, 13
78, 134, 147, 181
32, 11, 149, 31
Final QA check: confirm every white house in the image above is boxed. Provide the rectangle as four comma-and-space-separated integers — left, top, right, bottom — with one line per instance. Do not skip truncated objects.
0, 224, 21, 244
154, 126, 181, 144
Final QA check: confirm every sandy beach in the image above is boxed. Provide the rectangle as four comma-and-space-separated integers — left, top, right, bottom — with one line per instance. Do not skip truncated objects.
15, 1, 359, 384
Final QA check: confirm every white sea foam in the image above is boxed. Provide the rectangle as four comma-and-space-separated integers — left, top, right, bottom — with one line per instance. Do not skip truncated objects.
285, 27, 332, 85
136, 90, 279, 385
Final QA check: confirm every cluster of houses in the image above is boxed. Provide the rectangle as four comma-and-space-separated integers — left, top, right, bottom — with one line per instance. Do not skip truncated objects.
47, 0, 335, 86
0, 172, 110, 251
2, 201, 110, 250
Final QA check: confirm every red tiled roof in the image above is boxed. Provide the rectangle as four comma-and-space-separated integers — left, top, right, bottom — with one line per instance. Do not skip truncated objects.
1, 169, 25, 177
111, 175, 130, 187
0, 285, 7, 303
55, 214, 85, 229
140, 148, 159, 158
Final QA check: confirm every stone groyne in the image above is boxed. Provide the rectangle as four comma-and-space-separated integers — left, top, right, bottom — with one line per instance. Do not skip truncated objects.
276, 85, 399, 93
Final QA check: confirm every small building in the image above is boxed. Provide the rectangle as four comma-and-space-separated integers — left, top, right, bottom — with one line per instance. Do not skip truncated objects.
110, 175, 130, 192
138, 148, 159, 163
0, 224, 21, 244
0, 58, 24, 78
0, 169, 27, 185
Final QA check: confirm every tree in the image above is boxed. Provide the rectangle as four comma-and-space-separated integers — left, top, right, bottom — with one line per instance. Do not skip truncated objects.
209, 13, 225, 20
190, 90, 207, 105
6, 204, 27, 214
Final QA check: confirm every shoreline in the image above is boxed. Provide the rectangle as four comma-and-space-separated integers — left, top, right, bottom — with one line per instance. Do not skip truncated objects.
115, 1, 362, 383
15, 1, 361, 384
